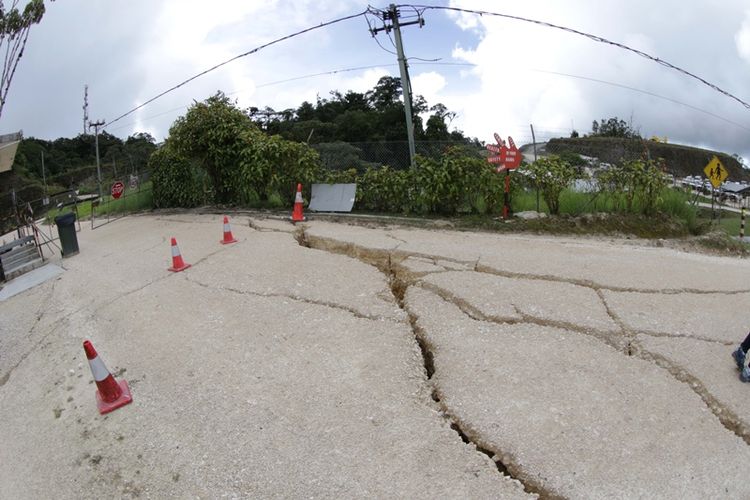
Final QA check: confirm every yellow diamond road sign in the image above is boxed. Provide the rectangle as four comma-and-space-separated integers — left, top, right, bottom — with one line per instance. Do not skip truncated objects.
704, 156, 728, 188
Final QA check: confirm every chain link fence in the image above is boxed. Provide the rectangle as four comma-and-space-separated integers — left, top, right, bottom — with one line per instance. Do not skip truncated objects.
1, 162, 152, 235
91, 170, 152, 229
312, 140, 485, 171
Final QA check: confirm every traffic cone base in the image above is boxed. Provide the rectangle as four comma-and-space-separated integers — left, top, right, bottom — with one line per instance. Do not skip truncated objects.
95, 379, 133, 415
168, 262, 191, 272
83, 340, 133, 415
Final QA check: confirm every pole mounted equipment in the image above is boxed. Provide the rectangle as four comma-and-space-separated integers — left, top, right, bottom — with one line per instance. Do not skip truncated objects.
368, 4, 425, 167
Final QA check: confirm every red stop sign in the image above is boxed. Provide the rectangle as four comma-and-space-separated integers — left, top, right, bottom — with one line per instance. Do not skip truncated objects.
111, 181, 125, 199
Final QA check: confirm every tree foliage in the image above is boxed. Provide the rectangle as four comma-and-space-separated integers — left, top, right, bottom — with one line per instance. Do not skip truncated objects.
252, 76, 473, 146
589, 117, 640, 139
13, 132, 156, 183
151, 92, 322, 208
519, 156, 579, 215
596, 158, 667, 214
0, 0, 51, 119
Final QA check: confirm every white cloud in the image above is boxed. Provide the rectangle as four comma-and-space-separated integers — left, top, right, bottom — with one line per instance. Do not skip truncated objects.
446, 0, 750, 158
736, 10, 750, 63
411, 71, 447, 103
3, 0, 750, 162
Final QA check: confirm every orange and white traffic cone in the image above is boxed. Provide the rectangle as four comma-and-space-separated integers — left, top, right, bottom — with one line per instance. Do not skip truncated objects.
291, 183, 306, 223
83, 340, 133, 415
168, 237, 191, 272
220, 216, 237, 245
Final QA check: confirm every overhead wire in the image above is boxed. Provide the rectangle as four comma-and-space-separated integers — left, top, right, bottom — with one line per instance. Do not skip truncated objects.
403, 4, 750, 111
104, 4, 749, 136
107, 63, 399, 132
364, 9, 398, 56
109, 59, 750, 134
104, 9, 369, 129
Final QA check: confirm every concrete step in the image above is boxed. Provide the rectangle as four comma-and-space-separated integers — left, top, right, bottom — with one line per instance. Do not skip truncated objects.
4, 256, 44, 281
1, 245, 39, 269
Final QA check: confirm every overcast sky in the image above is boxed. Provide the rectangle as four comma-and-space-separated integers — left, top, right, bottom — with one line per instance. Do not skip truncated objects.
4, 0, 750, 160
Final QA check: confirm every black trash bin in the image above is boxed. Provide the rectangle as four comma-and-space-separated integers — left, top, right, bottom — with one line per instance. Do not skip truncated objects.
55, 211, 79, 258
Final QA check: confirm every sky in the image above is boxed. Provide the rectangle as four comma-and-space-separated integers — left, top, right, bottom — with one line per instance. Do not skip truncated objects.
3, 0, 750, 161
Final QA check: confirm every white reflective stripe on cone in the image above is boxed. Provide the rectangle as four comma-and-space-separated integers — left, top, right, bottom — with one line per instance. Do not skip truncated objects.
88, 356, 110, 382
224, 223, 230, 231
295, 192, 303, 202
171, 245, 180, 257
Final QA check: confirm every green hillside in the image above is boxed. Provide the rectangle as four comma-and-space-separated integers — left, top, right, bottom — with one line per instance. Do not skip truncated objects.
546, 137, 749, 181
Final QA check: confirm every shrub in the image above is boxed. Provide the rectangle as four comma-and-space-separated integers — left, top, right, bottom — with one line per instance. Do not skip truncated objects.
518, 156, 579, 215
356, 166, 410, 213
596, 158, 667, 214
411, 148, 503, 215
155, 92, 323, 208
150, 147, 212, 208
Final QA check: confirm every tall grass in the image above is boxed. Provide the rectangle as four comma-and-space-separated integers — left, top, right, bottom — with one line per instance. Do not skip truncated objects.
512, 186, 699, 226
96, 187, 154, 216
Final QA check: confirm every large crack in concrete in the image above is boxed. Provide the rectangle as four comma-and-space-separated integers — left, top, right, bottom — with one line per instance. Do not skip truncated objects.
631, 340, 750, 445
297, 228, 555, 498
297, 227, 750, 491
475, 261, 750, 295
182, 274, 404, 324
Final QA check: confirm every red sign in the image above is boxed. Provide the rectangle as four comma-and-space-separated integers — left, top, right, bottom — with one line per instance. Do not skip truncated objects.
111, 181, 125, 199
487, 134, 522, 170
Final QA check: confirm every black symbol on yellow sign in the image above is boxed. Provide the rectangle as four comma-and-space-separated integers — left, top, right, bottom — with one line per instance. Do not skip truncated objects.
704, 156, 728, 188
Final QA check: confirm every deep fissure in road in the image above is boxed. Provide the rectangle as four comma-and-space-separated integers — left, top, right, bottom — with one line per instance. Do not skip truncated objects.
290, 223, 750, 485
299, 228, 557, 498
298, 226, 750, 441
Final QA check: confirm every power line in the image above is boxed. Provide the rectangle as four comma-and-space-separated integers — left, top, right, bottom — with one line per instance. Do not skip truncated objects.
107, 63, 398, 133
109, 60, 750, 135
406, 61, 750, 131
404, 4, 750, 111
104, 9, 369, 129
531, 69, 750, 132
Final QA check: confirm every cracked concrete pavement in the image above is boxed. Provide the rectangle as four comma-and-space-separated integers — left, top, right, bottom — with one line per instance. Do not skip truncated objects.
2, 214, 750, 498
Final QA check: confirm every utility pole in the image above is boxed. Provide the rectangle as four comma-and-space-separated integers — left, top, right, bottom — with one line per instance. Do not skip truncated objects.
41, 150, 47, 196
90, 119, 105, 198
82, 85, 89, 134
369, 4, 424, 167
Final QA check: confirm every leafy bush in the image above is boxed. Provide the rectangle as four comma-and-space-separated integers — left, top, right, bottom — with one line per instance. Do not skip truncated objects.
518, 156, 579, 215
352, 149, 504, 215
356, 166, 410, 213
154, 92, 323, 208
150, 148, 212, 207
596, 158, 667, 214
411, 148, 503, 215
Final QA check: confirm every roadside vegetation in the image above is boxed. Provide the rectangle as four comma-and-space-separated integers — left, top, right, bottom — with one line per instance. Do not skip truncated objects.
5, 76, 746, 253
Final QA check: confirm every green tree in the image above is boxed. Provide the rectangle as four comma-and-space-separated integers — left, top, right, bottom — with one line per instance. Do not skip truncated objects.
152, 92, 323, 208
0, 0, 52, 118
168, 92, 255, 203
519, 156, 578, 215
596, 158, 667, 214
590, 117, 640, 138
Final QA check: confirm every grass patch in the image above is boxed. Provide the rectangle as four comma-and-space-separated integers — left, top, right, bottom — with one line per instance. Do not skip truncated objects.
94, 186, 153, 217
42, 183, 153, 223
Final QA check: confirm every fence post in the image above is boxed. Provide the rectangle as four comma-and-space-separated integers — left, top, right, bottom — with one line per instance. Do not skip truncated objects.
741, 206, 746, 241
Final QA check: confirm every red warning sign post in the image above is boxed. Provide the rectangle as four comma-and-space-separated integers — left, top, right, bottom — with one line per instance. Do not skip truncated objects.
486, 133, 522, 218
